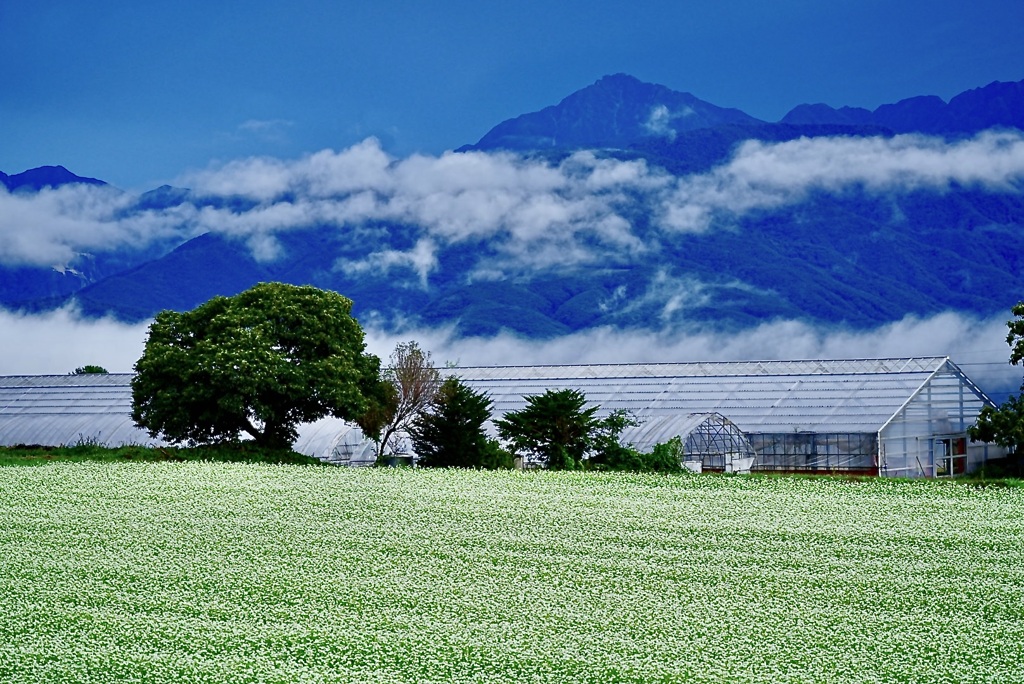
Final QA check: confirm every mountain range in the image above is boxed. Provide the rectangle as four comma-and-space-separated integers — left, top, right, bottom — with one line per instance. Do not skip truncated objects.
2, 74, 1023, 338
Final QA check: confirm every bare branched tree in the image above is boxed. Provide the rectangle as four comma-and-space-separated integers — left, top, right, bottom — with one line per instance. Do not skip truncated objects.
374, 341, 442, 462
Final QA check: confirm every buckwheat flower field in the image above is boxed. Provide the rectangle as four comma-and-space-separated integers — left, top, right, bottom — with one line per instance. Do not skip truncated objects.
1, 463, 1023, 683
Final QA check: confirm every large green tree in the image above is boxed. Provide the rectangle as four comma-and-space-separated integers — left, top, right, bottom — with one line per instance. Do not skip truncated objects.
131, 282, 384, 450
410, 376, 503, 468
969, 301, 1024, 455
1008, 301, 1024, 366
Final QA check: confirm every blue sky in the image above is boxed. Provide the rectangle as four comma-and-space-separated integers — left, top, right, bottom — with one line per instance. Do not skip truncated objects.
2, 0, 1022, 190
0, 1, 1022, 384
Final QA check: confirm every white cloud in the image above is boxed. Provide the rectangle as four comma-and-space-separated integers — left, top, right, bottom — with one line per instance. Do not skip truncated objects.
0, 306, 150, 375
233, 119, 295, 146
602, 270, 712, 321
366, 312, 1021, 397
8, 131, 1020, 274
660, 131, 1024, 232
730, 131, 1024, 191
186, 156, 294, 203
238, 118, 293, 135
336, 237, 439, 286
180, 142, 666, 273
642, 104, 694, 140
0, 184, 193, 267
180, 131, 1024, 268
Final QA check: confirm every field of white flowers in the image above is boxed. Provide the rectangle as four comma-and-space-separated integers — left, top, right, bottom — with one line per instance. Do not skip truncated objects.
1, 462, 1022, 683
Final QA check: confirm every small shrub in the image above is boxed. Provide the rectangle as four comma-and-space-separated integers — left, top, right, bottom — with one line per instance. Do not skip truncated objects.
589, 437, 684, 474
479, 439, 515, 470
646, 437, 686, 473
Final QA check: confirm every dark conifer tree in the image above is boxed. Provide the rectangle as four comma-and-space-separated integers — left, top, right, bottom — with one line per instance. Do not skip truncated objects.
411, 377, 498, 468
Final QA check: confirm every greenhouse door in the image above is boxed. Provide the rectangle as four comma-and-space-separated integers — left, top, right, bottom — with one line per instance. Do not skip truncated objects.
934, 436, 968, 477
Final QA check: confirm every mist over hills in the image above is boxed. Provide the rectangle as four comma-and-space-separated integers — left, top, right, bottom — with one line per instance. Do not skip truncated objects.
2, 74, 1023, 341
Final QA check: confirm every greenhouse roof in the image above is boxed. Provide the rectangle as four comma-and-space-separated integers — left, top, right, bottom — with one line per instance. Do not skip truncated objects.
619, 412, 754, 457
453, 357, 993, 434
0, 357, 995, 452
0, 374, 368, 461
0, 373, 153, 448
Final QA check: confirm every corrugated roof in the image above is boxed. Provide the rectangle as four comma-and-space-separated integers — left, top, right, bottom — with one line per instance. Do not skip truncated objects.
620, 412, 754, 457
453, 357, 984, 433
0, 374, 158, 448
0, 375, 373, 461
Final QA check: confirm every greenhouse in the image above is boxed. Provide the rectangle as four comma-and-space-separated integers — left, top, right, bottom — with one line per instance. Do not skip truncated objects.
619, 412, 756, 473
0, 356, 1010, 477
453, 357, 1008, 478
0, 374, 147, 449
0, 374, 375, 465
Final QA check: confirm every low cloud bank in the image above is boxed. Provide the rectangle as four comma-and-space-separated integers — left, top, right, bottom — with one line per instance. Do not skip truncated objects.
184, 131, 1024, 271
5, 307, 1013, 396
366, 312, 1020, 395
663, 130, 1024, 231
0, 307, 150, 375
0, 184, 195, 267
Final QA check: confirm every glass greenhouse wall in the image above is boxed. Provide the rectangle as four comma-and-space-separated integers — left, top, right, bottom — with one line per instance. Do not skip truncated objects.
291, 417, 377, 466
620, 413, 756, 471
0, 374, 159, 449
0, 375, 378, 464
876, 362, 1004, 478
747, 432, 879, 474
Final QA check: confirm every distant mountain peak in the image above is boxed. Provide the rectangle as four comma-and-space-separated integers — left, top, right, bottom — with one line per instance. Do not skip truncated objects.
2, 165, 107, 192
780, 103, 874, 126
462, 73, 763, 152
594, 72, 643, 86
464, 73, 1024, 155
136, 184, 192, 210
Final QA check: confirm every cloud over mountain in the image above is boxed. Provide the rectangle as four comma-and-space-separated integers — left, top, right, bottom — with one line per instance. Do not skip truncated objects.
662, 131, 1024, 231
4, 131, 1022, 276
181, 131, 1024, 271
0, 184, 192, 267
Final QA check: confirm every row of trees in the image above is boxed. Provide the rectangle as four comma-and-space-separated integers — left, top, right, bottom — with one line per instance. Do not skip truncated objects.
128, 282, 1024, 468
129, 282, 677, 470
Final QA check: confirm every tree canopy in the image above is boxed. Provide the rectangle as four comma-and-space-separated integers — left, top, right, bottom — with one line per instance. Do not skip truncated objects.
496, 388, 644, 470
969, 301, 1024, 455
969, 393, 1024, 455
1008, 301, 1024, 366
495, 388, 601, 469
71, 365, 108, 375
131, 282, 384, 450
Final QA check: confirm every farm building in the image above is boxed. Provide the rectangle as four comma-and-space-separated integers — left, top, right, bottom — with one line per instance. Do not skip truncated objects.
453, 357, 1008, 478
0, 356, 1009, 477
